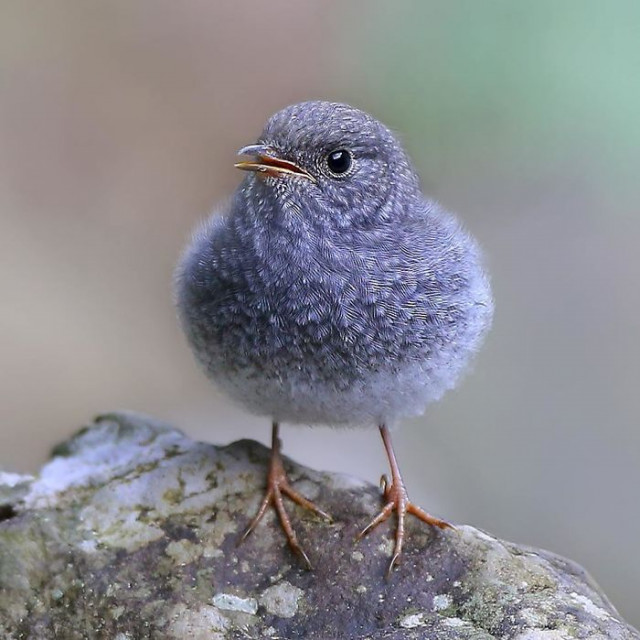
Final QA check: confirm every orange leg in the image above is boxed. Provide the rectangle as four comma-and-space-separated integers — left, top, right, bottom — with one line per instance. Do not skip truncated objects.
357, 424, 453, 575
239, 422, 331, 569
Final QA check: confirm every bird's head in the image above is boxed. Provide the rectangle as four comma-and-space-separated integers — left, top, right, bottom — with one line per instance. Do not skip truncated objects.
235, 101, 420, 228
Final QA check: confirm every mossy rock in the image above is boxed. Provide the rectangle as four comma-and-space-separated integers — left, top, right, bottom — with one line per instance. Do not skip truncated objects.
0, 412, 637, 639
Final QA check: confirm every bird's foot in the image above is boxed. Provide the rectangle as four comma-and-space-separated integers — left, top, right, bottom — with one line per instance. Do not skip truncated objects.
238, 437, 331, 570
357, 474, 453, 576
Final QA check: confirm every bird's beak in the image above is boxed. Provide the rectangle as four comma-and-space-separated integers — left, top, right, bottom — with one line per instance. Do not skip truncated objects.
234, 144, 315, 182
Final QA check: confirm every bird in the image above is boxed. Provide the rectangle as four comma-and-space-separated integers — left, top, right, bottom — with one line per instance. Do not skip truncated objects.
175, 101, 493, 573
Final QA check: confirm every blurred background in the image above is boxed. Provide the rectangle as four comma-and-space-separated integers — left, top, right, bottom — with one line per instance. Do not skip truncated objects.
1, 0, 638, 626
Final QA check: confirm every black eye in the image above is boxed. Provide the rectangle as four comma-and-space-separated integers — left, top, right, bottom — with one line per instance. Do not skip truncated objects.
326, 149, 352, 175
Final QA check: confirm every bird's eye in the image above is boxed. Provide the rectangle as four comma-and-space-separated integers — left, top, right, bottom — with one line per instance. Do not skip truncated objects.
326, 149, 353, 175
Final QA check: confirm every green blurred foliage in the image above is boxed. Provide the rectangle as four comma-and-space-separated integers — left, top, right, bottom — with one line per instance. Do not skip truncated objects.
344, 1, 640, 206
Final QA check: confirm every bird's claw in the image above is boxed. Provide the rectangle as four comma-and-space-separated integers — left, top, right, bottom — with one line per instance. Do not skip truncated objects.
357, 476, 452, 575
238, 433, 330, 570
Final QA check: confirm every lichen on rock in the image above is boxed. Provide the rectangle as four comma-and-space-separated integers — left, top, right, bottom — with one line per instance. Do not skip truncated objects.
0, 412, 637, 639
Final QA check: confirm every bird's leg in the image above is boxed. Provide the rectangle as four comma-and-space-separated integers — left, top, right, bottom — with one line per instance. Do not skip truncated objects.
357, 424, 452, 575
239, 421, 331, 570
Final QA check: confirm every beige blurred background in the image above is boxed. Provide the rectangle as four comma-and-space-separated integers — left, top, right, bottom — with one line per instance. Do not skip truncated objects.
1, 0, 638, 626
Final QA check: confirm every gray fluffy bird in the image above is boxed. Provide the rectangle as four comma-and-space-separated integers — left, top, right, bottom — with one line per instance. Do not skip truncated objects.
175, 101, 493, 572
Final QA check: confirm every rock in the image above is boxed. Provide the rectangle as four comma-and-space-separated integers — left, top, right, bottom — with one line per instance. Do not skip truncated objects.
0, 412, 636, 640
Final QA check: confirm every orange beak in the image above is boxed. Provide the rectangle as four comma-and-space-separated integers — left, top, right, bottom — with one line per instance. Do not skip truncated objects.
234, 144, 314, 181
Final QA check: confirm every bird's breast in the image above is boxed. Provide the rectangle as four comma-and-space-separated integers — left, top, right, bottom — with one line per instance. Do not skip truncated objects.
209, 232, 433, 381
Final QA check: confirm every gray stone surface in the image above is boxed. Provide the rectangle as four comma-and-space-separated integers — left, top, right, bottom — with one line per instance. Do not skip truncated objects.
0, 412, 637, 640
